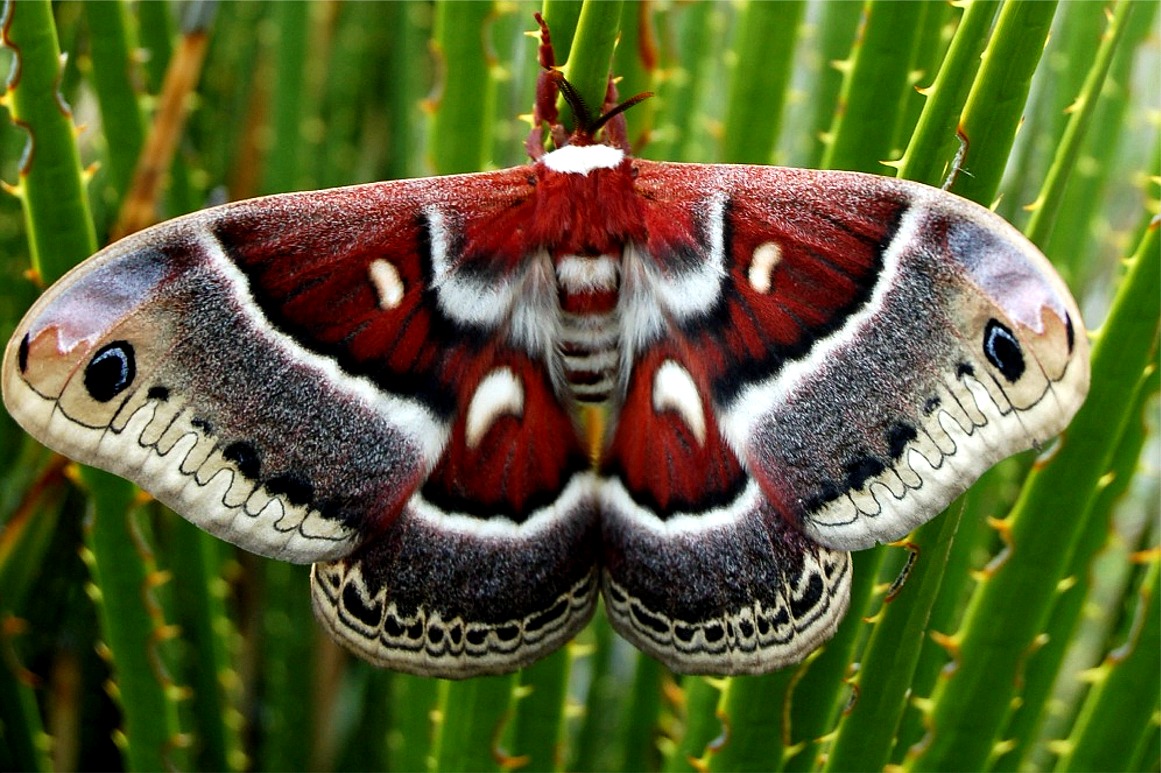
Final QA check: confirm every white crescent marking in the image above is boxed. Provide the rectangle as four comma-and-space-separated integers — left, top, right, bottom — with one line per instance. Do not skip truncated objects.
652, 360, 706, 445
748, 241, 782, 293
718, 203, 918, 450
201, 231, 448, 463
369, 259, 405, 309
465, 367, 524, 448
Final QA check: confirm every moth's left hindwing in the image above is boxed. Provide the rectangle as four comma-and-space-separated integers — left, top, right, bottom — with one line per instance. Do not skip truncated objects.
2, 171, 600, 677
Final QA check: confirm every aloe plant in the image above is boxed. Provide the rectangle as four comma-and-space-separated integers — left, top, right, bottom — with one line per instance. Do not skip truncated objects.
0, 2, 1157, 771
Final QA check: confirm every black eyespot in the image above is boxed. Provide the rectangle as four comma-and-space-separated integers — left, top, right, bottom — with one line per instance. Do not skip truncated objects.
17, 334, 29, 373
223, 441, 261, 479
844, 452, 885, 491
790, 573, 824, 617
147, 385, 170, 401
983, 319, 1025, 382
1065, 312, 1075, 353
84, 341, 136, 402
886, 422, 918, 459
265, 472, 314, 507
341, 584, 382, 627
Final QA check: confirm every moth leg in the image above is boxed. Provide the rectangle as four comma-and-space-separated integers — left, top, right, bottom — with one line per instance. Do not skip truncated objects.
527, 12, 563, 158
943, 128, 971, 190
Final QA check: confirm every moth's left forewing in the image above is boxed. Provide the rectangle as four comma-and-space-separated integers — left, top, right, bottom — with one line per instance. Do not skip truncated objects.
4, 175, 532, 563
6, 245, 178, 439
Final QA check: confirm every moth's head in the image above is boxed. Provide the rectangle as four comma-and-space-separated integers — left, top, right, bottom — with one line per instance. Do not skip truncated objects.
529, 67, 650, 177
552, 72, 653, 152
528, 14, 651, 161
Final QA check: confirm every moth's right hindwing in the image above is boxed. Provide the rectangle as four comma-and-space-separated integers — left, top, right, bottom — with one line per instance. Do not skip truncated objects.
598, 345, 852, 675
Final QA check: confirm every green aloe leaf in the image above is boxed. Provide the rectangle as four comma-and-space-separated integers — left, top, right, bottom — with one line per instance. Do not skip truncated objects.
894, 0, 1000, 186
559, 0, 622, 130
3, 0, 96, 277
1059, 549, 1160, 772
1023, 1, 1134, 248
719, 0, 803, 165
429, 0, 497, 175
511, 648, 572, 770
2, 1, 187, 769
823, 508, 962, 771
949, 1, 1058, 204
662, 676, 723, 773
708, 670, 796, 771
821, 0, 929, 173
431, 674, 517, 773
81, 1, 146, 217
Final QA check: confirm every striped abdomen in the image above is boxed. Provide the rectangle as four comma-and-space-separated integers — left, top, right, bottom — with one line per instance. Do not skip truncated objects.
555, 254, 620, 404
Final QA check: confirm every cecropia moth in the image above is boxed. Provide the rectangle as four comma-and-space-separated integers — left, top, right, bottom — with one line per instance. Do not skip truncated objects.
2, 20, 1089, 679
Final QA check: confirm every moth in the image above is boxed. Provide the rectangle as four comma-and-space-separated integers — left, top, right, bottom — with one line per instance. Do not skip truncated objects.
2, 19, 1089, 679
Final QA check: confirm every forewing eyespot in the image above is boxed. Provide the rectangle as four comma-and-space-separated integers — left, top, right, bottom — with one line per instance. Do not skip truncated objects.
84, 341, 137, 402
